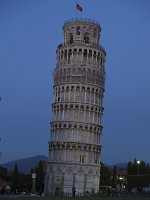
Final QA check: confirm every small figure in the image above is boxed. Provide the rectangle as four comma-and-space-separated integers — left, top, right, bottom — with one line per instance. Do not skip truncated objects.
72, 186, 76, 197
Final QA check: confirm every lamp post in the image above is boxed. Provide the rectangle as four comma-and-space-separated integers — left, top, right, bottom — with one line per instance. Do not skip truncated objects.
32, 172, 36, 194
137, 160, 140, 176
119, 176, 124, 191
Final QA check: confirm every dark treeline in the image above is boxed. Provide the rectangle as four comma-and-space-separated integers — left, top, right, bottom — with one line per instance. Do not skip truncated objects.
100, 159, 150, 191
0, 160, 45, 195
127, 159, 150, 190
1, 159, 150, 195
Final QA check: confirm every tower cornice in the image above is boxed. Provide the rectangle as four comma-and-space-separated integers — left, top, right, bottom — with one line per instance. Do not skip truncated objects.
63, 18, 101, 31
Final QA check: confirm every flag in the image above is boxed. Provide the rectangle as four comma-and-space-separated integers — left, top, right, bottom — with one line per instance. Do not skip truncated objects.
76, 3, 83, 12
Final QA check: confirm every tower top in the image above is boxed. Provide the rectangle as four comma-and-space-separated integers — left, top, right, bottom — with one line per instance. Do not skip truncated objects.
63, 18, 101, 48
64, 18, 101, 29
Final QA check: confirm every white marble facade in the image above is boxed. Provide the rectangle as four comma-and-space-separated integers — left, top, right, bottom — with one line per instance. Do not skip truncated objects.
44, 19, 106, 196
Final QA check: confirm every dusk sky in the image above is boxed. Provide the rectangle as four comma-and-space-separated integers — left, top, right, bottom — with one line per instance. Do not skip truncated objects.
0, 0, 150, 164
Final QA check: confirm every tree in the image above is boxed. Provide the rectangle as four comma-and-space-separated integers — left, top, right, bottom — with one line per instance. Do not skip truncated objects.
11, 164, 19, 191
127, 159, 150, 189
0, 166, 9, 181
100, 162, 112, 186
18, 173, 32, 192
111, 165, 117, 188
35, 161, 45, 194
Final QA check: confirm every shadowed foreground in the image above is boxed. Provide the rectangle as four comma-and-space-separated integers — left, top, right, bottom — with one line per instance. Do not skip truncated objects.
0, 196, 150, 200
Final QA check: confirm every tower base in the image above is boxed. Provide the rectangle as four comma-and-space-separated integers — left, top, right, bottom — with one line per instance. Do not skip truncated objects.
44, 161, 100, 196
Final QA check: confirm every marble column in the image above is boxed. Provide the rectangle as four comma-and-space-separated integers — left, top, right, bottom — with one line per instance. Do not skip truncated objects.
52, 172, 55, 196
83, 174, 87, 193
61, 173, 64, 193
73, 173, 76, 187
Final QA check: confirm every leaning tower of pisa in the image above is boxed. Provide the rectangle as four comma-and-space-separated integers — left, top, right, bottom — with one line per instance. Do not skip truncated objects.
44, 18, 106, 196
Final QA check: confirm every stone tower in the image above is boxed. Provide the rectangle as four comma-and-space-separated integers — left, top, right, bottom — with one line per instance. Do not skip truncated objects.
45, 18, 106, 196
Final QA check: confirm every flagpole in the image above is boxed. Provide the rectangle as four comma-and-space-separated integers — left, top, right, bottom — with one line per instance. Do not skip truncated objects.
76, 1, 78, 20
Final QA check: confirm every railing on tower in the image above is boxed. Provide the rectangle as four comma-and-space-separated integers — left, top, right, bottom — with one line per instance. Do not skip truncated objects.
64, 18, 100, 27
57, 43, 106, 55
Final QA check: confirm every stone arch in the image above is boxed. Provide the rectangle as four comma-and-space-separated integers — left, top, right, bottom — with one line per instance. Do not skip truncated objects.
61, 50, 64, 59
89, 49, 92, 57
64, 49, 67, 60
53, 104, 56, 110
64, 104, 68, 110
69, 48, 72, 53
55, 123, 58, 129
86, 105, 89, 110
70, 104, 73, 109
89, 126, 93, 131
72, 68, 76, 75
88, 68, 91, 75
68, 124, 72, 129
66, 85, 69, 90
62, 86, 65, 91
63, 68, 66, 75
82, 86, 85, 90
78, 67, 81, 74
79, 48, 82, 54
97, 52, 100, 61
67, 67, 71, 75
76, 26, 81, 35
87, 87, 90, 92
58, 86, 61, 92
80, 105, 84, 112
84, 32, 89, 44
63, 124, 67, 128
60, 104, 63, 109
60, 69, 62, 76
83, 49, 87, 57
79, 125, 83, 130
73, 48, 77, 54
101, 57, 103, 66
75, 104, 79, 109
83, 68, 86, 74
56, 105, 59, 110
68, 49, 72, 63
92, 87, 95, 92
74, 124, 77, 128
92, 70, 96, 75
76, 86, 80, 91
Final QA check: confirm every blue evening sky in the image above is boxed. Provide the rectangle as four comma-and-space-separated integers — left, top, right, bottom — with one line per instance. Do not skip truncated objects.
0, 0, 150, 164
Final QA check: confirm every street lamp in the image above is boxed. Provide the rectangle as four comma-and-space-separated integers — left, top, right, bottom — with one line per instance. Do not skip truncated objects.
137, 160, 140, 176
32, 172, 36, 194
119, 177, 123, 190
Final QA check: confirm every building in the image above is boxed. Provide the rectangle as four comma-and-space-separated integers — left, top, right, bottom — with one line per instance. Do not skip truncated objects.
44, 18, 106, 196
